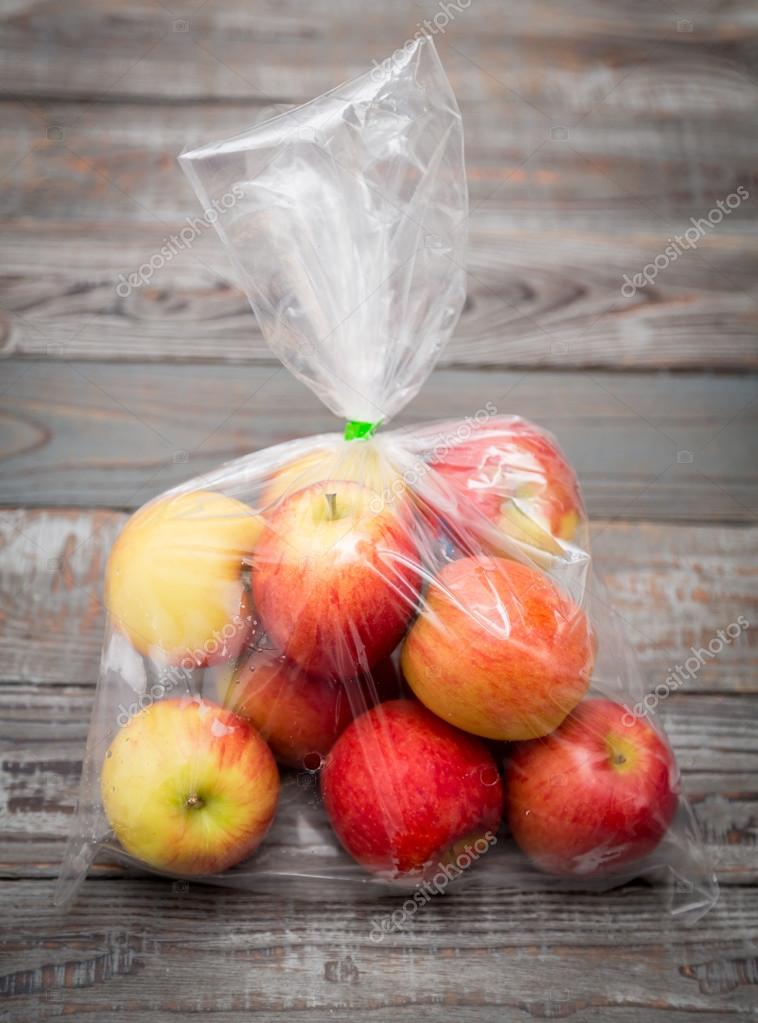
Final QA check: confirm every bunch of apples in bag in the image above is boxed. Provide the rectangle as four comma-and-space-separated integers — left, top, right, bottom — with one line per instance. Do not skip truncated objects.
58, 38, 714, 912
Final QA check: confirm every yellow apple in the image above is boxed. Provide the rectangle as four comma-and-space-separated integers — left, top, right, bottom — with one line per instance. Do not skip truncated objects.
101, 697, 279, 875
106, 490, 262, 665
262, 442, 406, 509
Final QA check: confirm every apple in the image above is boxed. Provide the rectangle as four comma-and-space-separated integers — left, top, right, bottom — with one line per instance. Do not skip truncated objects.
263, 442, 407, 509
428, 417, 585, 555
321, 700, 503, 879
106, 490, 262, 665
253, 480, 421, 679
505, 699, 678, 875
101, 696, 279, 875
218, 648, 404, 769
401, 555, 594, 740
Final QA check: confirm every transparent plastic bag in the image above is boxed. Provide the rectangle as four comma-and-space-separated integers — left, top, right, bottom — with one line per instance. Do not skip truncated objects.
57, 37, 717, 919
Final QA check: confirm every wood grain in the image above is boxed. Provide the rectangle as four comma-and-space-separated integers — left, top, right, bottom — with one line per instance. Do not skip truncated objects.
1, 2, 756, 374
0, 879, 756, 1021
3, 99, 756, 219
1, 0, 756, 106
2, 215, 756, 371
1, 510, 755, 692
1, 78, 756, 371
0, 363, 755, 519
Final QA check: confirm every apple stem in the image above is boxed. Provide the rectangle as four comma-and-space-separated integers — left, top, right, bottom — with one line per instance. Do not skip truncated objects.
612, 753, 626, 766
325, 492, 337, 520
185, 793, 204, 810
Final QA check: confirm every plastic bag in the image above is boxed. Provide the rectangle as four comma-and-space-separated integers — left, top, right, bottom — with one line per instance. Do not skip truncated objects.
57, 37, 717, 918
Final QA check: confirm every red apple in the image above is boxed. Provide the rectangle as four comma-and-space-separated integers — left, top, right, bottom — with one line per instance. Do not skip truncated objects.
253, 480, 421, 679
218, 648, 404, 770
101, 696, 280, 875
321, 700, 503, 879
428, 417, 585, 555
401, 555, 594, 740
505, 699, 678, 876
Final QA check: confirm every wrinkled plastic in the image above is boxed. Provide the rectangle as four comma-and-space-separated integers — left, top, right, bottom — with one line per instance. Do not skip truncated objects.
58, 37, 717, 919
179, 35, 466, 424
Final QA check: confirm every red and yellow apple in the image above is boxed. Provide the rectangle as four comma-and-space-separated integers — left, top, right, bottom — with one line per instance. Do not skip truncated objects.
101, 696, 279, 875
262, 442, 407, 509
321, 700, 502, 879
428, 417, 584, 555
253, 480, 421, 679
505, 699, 678, 875
218, 649, 403, 769
401, 555, 594, 740
106, 490, 262, 665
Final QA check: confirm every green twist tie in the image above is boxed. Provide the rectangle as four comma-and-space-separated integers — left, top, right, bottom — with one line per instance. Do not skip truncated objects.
343, 419, 380, 441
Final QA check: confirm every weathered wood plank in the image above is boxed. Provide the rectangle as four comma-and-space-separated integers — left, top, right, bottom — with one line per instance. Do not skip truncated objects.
1, 0, 756, 105
0, 363, 755, 518
3, 100, 757, 220
1, 80, 756, 371
1, 0, 756, 377
590, 523, 757, 694
0, 509, 122, 687
1, 510, 754, 693
0, 878, 756, 1021
2, 216, 756, 371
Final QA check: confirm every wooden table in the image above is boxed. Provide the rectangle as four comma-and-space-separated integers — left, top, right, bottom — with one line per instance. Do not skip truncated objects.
1, 2, 757, 1019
